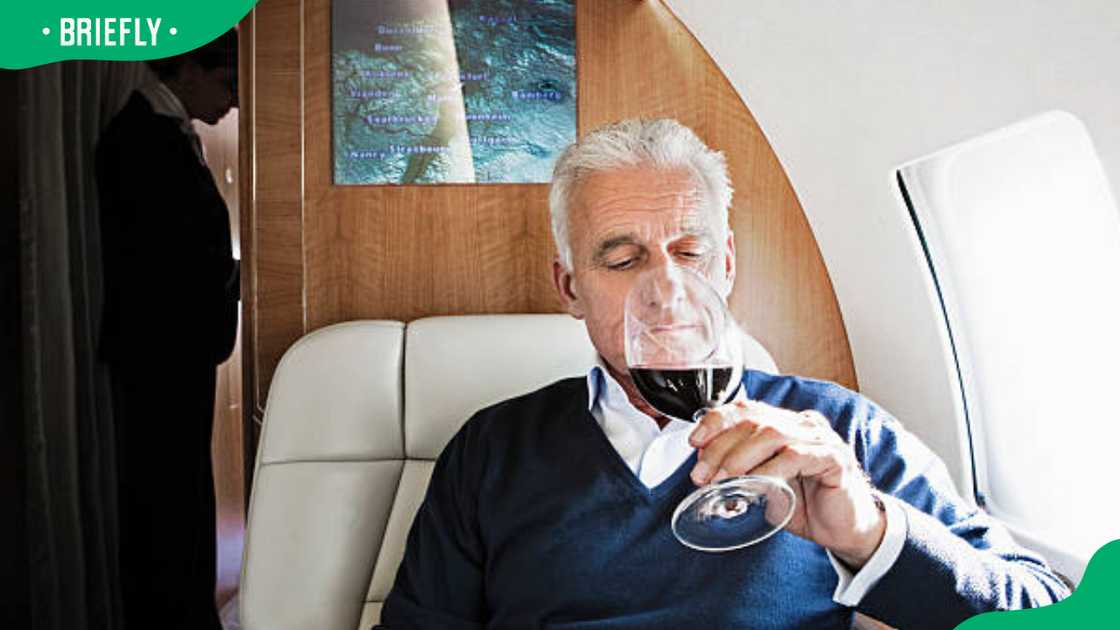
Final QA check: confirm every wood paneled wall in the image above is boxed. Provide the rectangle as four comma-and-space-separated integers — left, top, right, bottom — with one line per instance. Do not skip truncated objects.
242, 0, 858, 426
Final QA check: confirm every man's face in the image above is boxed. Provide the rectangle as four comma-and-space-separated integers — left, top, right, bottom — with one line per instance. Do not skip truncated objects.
552, 165, 736, 376
184, 62, 237, 125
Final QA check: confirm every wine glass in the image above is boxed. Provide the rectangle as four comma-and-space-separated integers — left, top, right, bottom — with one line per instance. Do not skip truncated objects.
624, 265, 796, 552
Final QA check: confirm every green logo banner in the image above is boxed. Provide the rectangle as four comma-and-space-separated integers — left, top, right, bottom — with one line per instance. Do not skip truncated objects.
957, 540, 1120, 629
0, 0, 257, 69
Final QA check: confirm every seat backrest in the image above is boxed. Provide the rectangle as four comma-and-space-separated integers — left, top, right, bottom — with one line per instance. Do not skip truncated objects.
240, 314, 778, 629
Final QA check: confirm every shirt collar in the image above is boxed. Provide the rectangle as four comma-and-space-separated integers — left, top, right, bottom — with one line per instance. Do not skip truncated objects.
138, 80, 191, 123
585, 355, 618, 412
586, 357, 697, 442
585, 356, 663, 421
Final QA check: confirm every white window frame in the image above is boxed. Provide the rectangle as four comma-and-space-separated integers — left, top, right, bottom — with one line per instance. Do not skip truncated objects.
896, 111, 1120, 584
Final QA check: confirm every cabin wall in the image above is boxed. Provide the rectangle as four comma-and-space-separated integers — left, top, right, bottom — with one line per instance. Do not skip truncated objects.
243, 0, 858, 446
666, 0, 1120, 493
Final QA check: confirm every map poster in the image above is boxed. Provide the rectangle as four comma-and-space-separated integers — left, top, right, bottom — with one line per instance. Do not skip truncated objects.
331, 0, 577, 185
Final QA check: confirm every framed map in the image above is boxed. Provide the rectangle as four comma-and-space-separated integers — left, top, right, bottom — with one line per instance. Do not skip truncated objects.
332, 0, 577, 185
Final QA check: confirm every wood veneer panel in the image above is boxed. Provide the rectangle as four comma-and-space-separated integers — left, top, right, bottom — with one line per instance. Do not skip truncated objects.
252, 0, 305, 416
211, 318, 244, 608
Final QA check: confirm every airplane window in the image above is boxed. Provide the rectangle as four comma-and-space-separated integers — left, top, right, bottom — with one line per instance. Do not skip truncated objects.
897, 111, 1120, 581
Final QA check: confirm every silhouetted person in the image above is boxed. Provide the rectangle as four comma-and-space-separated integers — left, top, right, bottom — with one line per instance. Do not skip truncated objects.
96, 30, 238, 630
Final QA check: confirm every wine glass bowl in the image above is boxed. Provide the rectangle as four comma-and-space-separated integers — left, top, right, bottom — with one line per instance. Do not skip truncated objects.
623, 266, 796, 552
624, 265, 742, 421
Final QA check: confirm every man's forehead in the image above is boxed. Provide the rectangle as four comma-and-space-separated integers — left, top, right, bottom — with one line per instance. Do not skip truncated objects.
592, 214, 714, 247
576, 166, 703, 204
573, 167, 714, 231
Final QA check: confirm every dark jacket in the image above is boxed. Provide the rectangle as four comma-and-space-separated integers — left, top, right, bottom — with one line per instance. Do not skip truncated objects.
96, 91, 238, 366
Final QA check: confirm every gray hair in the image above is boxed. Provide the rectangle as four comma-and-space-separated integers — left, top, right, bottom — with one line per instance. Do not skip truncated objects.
548, 118, 733, 269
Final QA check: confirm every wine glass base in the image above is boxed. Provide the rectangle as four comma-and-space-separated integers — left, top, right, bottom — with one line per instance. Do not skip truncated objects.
671, 475, 796, 552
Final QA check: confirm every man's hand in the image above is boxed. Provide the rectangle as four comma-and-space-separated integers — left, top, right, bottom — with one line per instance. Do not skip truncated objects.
689, 399, 886, 569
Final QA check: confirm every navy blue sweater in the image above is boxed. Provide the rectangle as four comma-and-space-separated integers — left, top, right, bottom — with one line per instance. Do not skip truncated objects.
379, 371, 1068, 629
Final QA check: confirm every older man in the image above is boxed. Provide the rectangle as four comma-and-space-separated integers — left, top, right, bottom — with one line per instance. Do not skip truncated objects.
379, 119, 1068, 629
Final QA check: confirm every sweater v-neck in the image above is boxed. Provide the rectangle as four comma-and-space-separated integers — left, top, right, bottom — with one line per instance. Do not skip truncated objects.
566, 368, 758, 503
566, 381, 701, 503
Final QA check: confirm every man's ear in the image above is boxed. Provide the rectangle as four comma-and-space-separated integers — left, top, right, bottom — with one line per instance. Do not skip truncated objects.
552, 259, 585, 319
722, 229, 737, 298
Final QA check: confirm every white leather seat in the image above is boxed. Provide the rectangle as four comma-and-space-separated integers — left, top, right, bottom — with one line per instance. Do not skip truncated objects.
239, 314, 778, 629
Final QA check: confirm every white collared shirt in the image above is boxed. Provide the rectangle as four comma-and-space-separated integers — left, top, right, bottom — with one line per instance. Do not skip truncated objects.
585, 358, 906, 606
137, 80, 206, 164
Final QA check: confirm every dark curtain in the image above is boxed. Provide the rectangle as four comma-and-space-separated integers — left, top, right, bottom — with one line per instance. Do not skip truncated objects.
2, 68, 29, 629
18, 61, 149, 630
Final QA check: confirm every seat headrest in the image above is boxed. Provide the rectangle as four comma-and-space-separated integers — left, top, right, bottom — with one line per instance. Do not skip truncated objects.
402, 314, 779, 460
403, 314, 598, 459
259, 314, 778, 464
260, 320, 405, 464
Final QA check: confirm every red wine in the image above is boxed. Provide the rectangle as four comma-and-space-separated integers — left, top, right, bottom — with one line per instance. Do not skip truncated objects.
629, 365, 739, 421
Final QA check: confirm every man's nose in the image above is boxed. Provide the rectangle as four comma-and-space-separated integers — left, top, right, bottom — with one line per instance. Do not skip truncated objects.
646, 263, 689, 311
